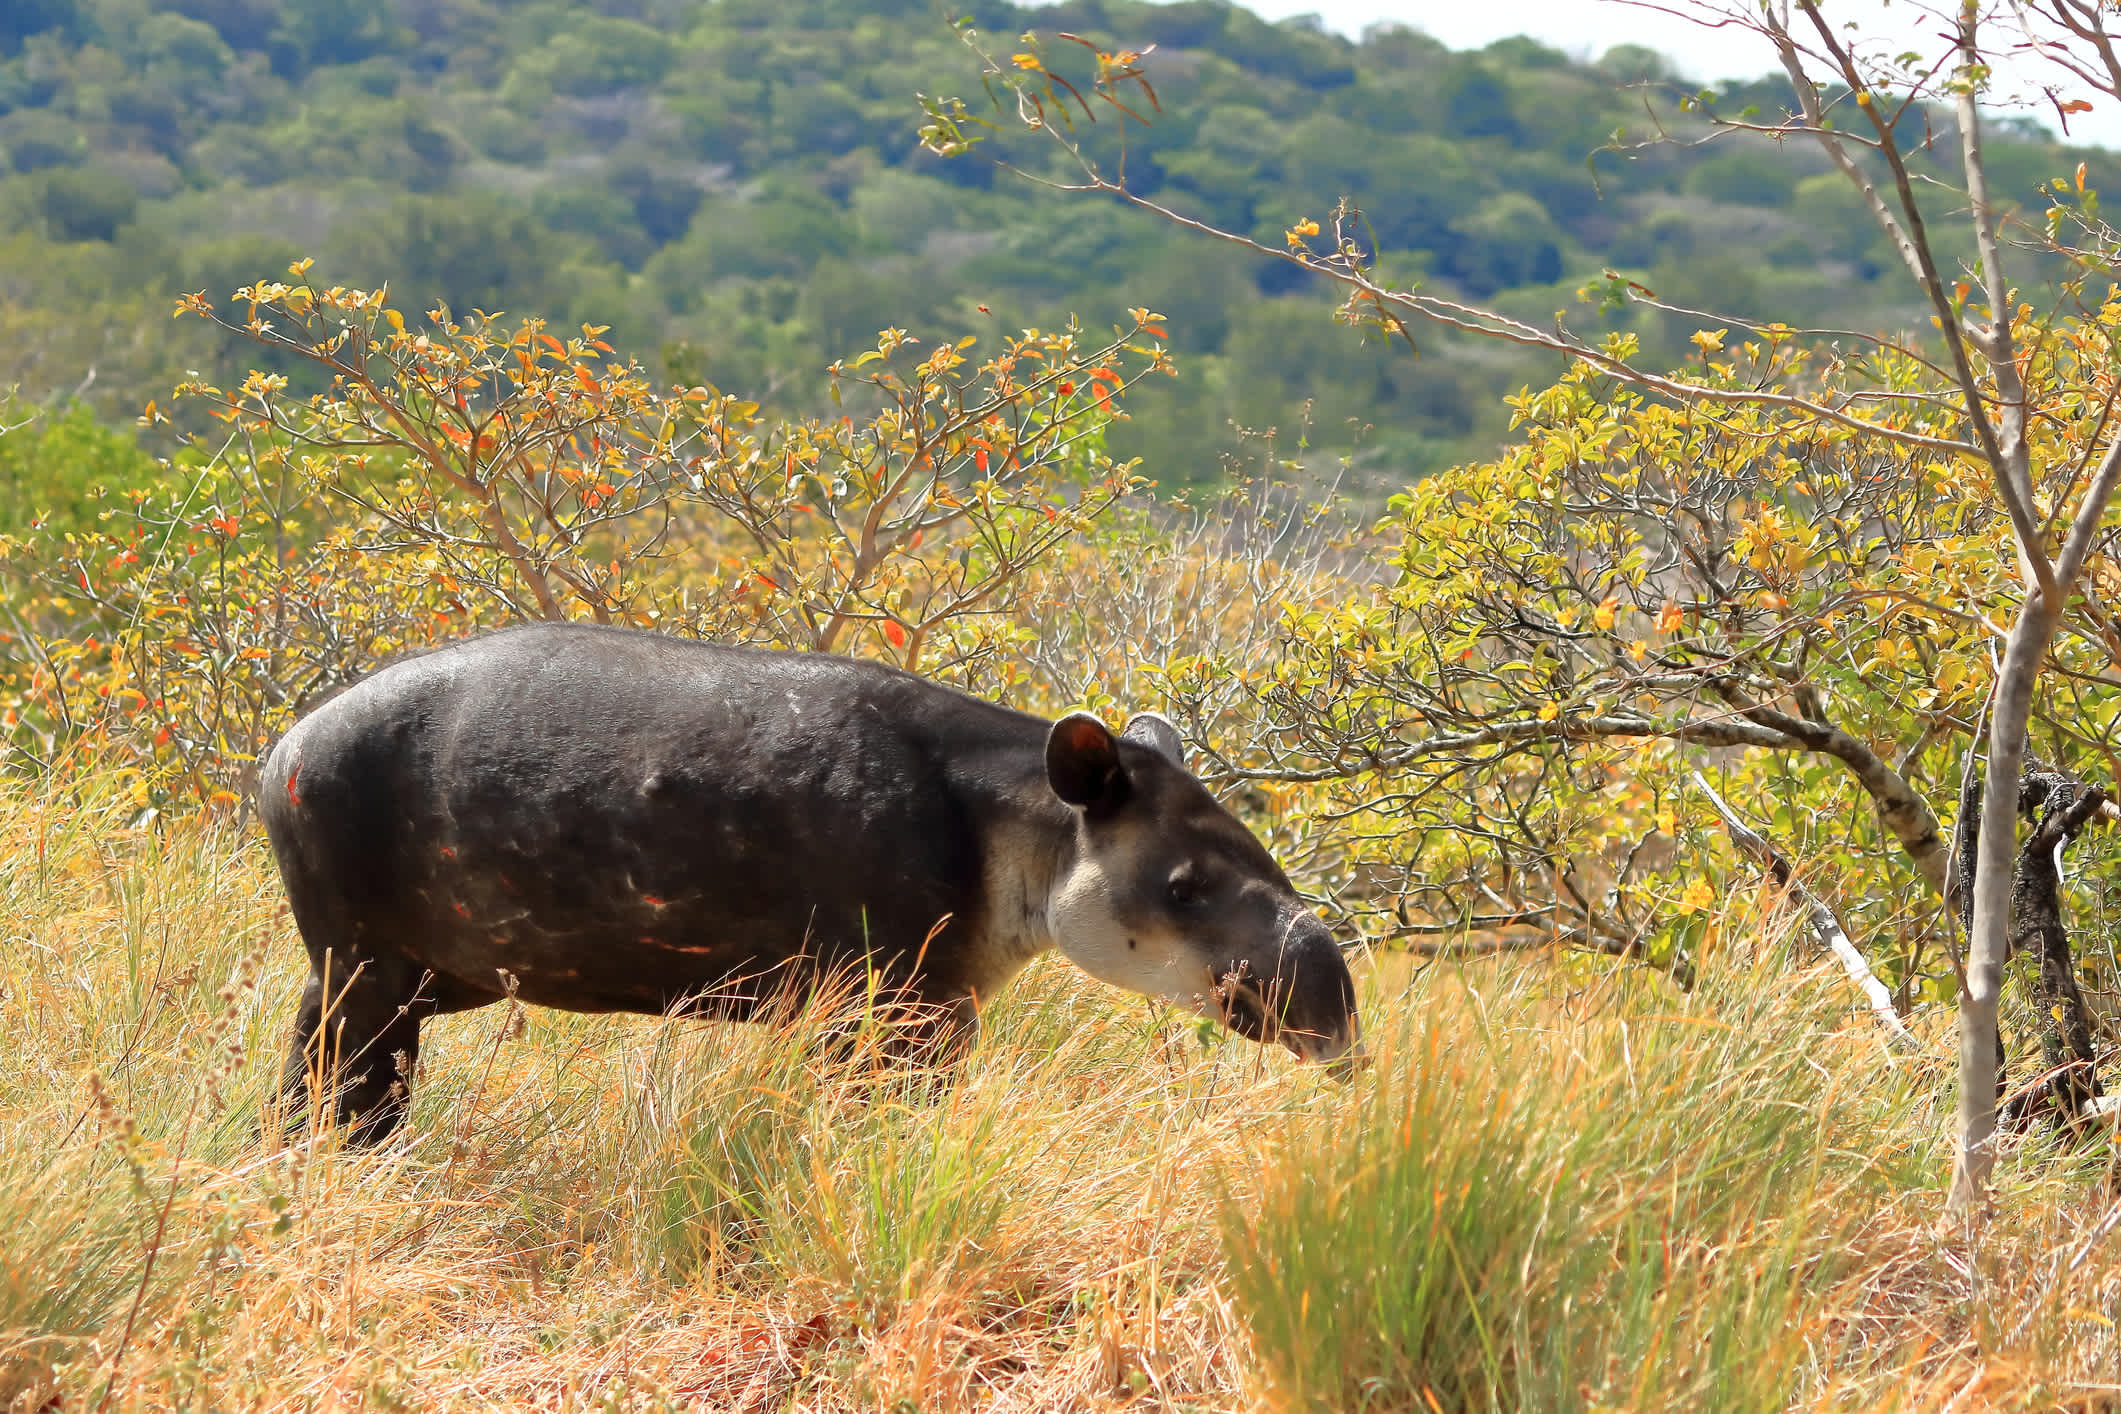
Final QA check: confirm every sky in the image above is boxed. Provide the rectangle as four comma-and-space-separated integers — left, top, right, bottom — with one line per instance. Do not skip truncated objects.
1170, 0, 2121, 149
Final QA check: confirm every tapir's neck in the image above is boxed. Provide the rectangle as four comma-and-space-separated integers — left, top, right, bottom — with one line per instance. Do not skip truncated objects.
961, 757, 1080, 979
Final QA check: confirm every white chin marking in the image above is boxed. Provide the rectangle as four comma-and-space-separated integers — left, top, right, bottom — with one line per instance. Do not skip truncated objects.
1048, 865, 1212, 1005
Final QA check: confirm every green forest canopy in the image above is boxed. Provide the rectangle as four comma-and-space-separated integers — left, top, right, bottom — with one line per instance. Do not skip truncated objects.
1, 0, 2115, 493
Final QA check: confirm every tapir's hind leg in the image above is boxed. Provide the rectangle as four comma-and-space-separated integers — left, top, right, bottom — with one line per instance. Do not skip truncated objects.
277, 957, 498, 1145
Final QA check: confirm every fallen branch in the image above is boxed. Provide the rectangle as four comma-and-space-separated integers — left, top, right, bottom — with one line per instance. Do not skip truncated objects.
1404, 922, 1695, 988
1408, 927, 1633, 961
1692, 771, 1923, 1054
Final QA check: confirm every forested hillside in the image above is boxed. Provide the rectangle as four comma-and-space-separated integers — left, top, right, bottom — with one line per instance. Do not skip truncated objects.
4, 0, 2115, 489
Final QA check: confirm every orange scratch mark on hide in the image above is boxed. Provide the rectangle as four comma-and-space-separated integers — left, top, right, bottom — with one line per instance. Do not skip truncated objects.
639, 938, 719, 954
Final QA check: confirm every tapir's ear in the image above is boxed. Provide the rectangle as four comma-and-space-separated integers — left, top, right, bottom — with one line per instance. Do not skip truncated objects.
1122, 712, 1186, 770
1047, 712, 1128, 811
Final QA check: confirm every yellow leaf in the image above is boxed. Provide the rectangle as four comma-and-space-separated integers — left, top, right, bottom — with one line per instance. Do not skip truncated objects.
1594, 596, 1617, 631
1678, 877, 1715, 916
1537, 702, 1560, 722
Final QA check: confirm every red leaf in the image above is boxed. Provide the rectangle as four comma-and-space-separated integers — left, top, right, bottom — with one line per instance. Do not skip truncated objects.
884, 621, 907, 648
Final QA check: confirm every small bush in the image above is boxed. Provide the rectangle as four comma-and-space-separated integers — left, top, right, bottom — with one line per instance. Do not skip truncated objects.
0, 399, 168, 534
38, 167, 136, 241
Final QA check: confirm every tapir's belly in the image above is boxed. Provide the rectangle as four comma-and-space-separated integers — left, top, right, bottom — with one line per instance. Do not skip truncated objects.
373, 747, 984, 1016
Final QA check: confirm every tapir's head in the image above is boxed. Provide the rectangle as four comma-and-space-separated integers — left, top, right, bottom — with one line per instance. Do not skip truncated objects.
1042, 710, 1362, 1069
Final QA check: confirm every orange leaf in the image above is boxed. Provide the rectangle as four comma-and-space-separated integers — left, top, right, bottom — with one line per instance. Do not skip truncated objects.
884, 621, 907, 648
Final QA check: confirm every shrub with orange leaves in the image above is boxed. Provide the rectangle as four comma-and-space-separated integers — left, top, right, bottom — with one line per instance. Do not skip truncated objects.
0, 263, 1173, 805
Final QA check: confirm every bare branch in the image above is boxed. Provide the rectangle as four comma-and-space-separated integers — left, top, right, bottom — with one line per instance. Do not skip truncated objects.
1693, 770, 1923, 1053
1204, 711, 1800, 786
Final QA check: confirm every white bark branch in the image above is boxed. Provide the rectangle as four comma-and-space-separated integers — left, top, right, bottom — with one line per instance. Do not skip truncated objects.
1692, 771, 1923, 1054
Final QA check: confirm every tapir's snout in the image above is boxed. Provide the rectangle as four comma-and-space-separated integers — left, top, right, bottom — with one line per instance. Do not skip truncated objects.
1219, 917, 1363, 1072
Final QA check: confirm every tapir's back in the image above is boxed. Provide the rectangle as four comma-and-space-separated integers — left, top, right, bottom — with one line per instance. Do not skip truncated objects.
260, 624, 1047, 1015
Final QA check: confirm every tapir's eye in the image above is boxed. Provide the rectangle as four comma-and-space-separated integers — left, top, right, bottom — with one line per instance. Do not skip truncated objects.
1167, 867, 1206, 910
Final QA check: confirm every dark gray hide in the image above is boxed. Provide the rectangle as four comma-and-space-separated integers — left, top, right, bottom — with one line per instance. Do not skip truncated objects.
260, 623, 1361, 1141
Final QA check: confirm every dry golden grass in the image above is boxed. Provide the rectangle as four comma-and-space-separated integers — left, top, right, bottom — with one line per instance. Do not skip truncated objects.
4, 765, 2121, 1413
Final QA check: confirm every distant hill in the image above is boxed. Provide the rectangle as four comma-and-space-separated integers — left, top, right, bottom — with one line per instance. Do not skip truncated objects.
1, 0, 2112, 490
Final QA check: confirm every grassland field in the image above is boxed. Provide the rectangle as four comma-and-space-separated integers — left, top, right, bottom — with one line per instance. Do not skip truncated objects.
5, 765, 2121, 1412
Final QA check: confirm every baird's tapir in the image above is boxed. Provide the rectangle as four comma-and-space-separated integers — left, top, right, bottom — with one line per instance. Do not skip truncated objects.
260, 623, 1363, 1141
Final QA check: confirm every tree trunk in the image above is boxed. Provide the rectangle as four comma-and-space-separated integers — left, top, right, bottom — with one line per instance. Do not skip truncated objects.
2002, 763, 2107, 1135
1945, 760, 2007, 1112
1950, 598, 2062, 1214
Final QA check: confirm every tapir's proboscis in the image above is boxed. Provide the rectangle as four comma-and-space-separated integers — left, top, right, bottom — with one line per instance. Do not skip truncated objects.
261, 623, 1363, 1142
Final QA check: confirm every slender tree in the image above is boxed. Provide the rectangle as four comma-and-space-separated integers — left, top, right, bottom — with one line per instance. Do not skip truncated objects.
923, 0, 2121, 1213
